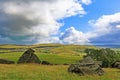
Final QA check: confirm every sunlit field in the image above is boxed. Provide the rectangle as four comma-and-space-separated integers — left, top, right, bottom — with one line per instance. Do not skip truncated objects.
0, 44, 120, 80
0, 64, 120, 80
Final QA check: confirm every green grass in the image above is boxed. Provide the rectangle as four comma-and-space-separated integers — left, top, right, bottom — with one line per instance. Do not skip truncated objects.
0, 52, 83, 64
0, 44, 120, 80
0, 44, 88, 64
0, 64, 120, 80
0, 52, 22, 63
37, 53, 83, 64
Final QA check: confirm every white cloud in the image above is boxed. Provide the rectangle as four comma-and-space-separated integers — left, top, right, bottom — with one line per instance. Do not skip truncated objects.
0, 0, 88, 44
60, 27, 89, 44
81, 0, 92, 5
116, 25, 120, 28
20, 36, 61, 44
1, 0, 120, 45
85, 12, 120, 45
36, 37, 62, 44
60, 12, 120, 45
88, 12, 120, 38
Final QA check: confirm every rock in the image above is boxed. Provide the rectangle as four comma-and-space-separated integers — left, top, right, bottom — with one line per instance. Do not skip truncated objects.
68, 56, 104, 76
0, 59, 15, 64
95, 61, 103, 67
112, 61, 120, 69
42, 61, 52, 65
63, 63, 69, 65
79, 56, 94, 64
17, 48, 41, 64
118, 65, 120, 69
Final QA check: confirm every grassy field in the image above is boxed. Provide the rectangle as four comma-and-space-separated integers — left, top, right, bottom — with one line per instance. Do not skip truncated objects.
0, 64, 120, 80
0, 44, 89, 64
0, 52, 84, 64
0, 44, 120, 80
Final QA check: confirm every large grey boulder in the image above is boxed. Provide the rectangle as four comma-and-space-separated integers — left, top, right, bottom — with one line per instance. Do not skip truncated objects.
112, 61, 120, 69
17, 48, 41, 64
68, 56, 104, 76
0, 59, 15, 64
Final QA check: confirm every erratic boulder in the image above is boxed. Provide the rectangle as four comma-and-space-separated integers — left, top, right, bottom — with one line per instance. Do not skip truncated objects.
17, 48, 41, 64
68, 56, 104, 76
112, 61, 120, 69
0, 59, 15, 64
41, 61, 52, 65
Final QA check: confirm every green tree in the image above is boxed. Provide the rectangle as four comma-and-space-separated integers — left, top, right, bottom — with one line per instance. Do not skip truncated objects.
85, 48, 120, 67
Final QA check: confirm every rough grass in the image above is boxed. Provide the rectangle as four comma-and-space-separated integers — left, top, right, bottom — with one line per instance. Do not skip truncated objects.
0, 52, 22, 62
0, 44, 120, 80
0, 64, 120, 80
37, 53, 83, 64
0, 44, 88, 64
0, 52, 83, 64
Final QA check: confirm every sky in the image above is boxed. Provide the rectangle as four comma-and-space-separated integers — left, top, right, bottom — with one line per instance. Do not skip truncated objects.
0, 0, 120, 45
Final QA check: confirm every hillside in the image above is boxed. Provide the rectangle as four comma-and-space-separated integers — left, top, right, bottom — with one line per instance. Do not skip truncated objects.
0, 44, 120, 80
0, 44, 95, 64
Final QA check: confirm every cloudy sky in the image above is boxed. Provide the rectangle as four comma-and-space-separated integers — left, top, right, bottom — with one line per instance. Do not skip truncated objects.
0, 0, 120, 45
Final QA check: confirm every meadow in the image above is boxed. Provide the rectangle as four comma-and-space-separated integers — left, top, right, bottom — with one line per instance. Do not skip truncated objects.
0, 64, 120, 80
0, 44, 120, 80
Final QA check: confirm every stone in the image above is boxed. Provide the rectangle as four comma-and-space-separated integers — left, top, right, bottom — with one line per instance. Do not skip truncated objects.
0, 59, 15, 64
17, 48, 41, 64
95, 61, 103, 67
63, 63, 69, 65
112, 61, 120, 69
68, 56, 104, 76
41, 61, 52, 65
118, 65, 120, 69
79, 56, 94, 64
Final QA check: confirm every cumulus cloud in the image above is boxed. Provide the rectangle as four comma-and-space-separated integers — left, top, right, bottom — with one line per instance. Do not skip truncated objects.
89, 12, 120, 36
116, 25, 120, 28
60, 12, 120, 45
0, 0, 120, 45
60, 27, 89, 44
88, 12, 120, 45
81, 0, 92, 5
0, 0, 87, 44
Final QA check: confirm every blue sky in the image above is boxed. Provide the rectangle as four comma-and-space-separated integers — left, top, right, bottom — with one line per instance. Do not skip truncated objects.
61, 0, 120, 31
0, 0, 120, 45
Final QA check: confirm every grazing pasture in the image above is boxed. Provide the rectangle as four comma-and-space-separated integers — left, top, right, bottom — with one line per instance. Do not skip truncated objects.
0, 64, 120, 80
0, 44, 120, 80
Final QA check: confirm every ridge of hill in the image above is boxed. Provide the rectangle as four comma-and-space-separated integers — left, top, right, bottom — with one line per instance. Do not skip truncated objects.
0, 44, 95, 64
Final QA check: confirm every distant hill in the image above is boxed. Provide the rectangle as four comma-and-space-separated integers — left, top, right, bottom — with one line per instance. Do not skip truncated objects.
0, 44, 95, 55
0, 44, 95, 64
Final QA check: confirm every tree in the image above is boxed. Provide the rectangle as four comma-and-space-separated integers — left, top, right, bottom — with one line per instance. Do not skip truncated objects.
85, 48, 120, 67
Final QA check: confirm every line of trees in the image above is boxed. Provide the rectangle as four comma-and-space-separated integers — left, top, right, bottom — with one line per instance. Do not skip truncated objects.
85, 48, 120, 67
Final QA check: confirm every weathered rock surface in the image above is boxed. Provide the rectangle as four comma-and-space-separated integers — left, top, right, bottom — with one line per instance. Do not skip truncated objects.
112, 61, 120, 69
41, 61, 52, 65
17, 48, 41, 64
0, 59, 15, 64
68, 56, 104, 76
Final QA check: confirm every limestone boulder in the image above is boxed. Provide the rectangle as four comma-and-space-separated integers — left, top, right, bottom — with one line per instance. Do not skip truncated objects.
112, 61, 120, 69
68, 56, 104, 76
17, 48, 41, 64
0, 59, 14, 64
42, 61, 52, 65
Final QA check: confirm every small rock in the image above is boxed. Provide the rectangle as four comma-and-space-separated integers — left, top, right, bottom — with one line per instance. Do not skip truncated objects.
42, 61, 52, 65
0, 59, 15, 64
